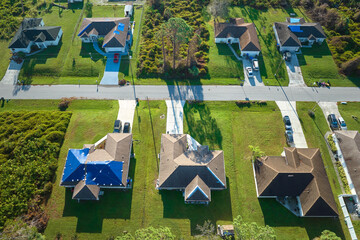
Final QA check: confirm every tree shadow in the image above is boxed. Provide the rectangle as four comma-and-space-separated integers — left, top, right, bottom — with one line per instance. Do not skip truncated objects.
183, 102, 222, 149
62, 156, 136, 233
161, 177, 232, 235
259, 198, 346, 239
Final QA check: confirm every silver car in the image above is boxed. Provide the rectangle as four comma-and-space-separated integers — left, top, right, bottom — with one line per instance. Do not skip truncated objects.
246, 67, 253, 77
338, 117, 347, 130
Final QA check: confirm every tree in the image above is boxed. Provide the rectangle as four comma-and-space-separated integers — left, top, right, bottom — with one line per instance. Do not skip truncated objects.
248, 145, 265, 163
313, 230, 341, 240
233, 215, 276, 240
162, 18, 193, 69
156, 24, 168, 71
195, 220, 219, 239
187, 31, 201, 67
207, 0, 231, 23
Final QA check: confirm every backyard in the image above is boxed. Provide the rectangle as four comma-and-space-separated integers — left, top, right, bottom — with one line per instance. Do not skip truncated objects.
14, 100, 347, 239
17, 3, 143, 85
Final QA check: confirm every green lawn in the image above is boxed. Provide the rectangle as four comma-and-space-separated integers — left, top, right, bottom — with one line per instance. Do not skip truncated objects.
297, 43, 360, 87
19, 4, 144, 85
227, 6, 308, 86
297, 102, 350, 239
0, 40, 11, 80
338, 102, 360, 132
33, 100, 351, 239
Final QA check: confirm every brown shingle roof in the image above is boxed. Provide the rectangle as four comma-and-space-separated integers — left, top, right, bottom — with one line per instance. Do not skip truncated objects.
214, 18, 261, 52
335, 131, 360, 197
72, 180, 100, 200
184, 175, 211, 202
78, 18, 130, 48
158, 134, 226, 192
255, 147, 338, 216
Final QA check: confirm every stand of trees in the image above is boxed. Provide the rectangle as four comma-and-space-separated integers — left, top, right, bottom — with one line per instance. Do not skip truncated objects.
0, 111, 71, 230
137, 0, 210, 79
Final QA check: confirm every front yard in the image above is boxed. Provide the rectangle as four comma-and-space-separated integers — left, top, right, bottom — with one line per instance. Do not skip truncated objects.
18, 4, 143, 85
20, 100, 348, 239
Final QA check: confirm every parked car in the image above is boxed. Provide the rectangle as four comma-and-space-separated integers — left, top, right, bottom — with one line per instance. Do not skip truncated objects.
338, 117, 347, 130
114, 53, 119, 63
327, 114, 339, 130
283, 51, 291, 62
246, 67, 253, 77
252, 59, 259, 71
123, 122, 130, 133
113, 120, 122, 133
285, 130, 294, 145
283, 115, 292, 131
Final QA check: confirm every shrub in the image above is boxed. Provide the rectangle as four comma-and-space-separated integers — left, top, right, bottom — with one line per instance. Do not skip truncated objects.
46, 131, 65, 144
119, 79, 127, 86
327, 134, 337, 152
308, 110, 315, 118
58, 99, 70, 111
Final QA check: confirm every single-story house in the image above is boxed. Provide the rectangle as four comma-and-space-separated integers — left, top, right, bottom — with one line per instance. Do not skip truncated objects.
157, 134, 226, 204
8, 18, 63, 54
214, 18, 261, 57
78, 17, 132, 53
335, 131, 360, 197
124, 3, 133, 17
60, 133, 133, 201
254, 147, 338, 217
273, 18, 326, 52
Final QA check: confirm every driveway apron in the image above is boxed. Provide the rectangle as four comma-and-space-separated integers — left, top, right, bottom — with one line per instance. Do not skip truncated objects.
117, 100, 137, 133
276, 101, 308, 148
101, 56, 121, 85
243, 58, 264, 86
318, 102, 343, 129
1, 60, 23, 85
285, 54, 306, 87
165, 100, 185, 134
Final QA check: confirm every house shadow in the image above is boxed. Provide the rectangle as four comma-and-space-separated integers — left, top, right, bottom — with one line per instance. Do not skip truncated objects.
62, 156, 136, 233
259, 198, 346, 239
80, 42, 106, 62
161, 177, 232, 235
183, 102, 223, 149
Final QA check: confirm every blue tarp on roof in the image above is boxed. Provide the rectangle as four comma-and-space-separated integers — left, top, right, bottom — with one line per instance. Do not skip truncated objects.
61, 148, 89, 184
117, 23, 125, 32
288, 25, 303, 33
290, 18, 301, 23
85, 161, 124, 186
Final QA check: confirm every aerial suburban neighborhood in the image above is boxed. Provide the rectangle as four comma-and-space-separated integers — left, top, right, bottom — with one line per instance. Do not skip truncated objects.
0, 0, 359, 239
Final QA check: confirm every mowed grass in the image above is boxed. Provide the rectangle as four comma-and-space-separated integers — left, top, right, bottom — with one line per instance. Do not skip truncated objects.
228, 6, 307, 86
2, 100, 349, 239
297, 43, 360, 87
338, 102, 360, 132
297, 102, 349, 239
20, 4, 143, 85
0, 40, 11, 81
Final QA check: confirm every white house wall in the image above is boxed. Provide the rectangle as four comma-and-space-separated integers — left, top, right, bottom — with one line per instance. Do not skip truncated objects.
241, 50, 260, 57
105, 47, 125, 53
215, 37, 239, 44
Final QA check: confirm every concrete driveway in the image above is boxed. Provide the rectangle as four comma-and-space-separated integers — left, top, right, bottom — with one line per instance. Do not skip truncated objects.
276, 101, 308, 148
166, 100, 185, 134
285, 54, 306, 87
100, 56, 121, 85
318, 102, 343, 129
243, 58, 264, 86
117, 100, 137, 133
1, 60, 23, 85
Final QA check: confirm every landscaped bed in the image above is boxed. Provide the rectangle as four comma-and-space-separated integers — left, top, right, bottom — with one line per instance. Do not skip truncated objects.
34, 100, 350, 239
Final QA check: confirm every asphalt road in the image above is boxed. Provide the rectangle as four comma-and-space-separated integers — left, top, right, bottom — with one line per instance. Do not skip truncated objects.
1, 84, 360, 102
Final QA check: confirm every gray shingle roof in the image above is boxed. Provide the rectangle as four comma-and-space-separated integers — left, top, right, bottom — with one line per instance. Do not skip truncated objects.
185, 175, 211, 202
274, 21, 326, 47
72, 180, 100, 200
9, 18, 61, 49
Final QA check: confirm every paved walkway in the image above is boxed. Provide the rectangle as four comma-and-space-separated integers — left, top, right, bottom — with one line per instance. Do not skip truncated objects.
227, 43, 242, 61
276, 101, 308, 148
0, 61, 23, 85
165, 100, 185, 134
243, 58, 264, 86
117, 100, 137, 133
285, 55, 306, 87
1, 85, 360, 102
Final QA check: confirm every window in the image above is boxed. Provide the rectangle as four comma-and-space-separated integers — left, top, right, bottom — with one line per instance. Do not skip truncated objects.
288, 174, 294, 177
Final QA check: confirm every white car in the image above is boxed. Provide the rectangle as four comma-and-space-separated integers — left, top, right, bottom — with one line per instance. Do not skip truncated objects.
338, 117, 347, 130
252, 59, 259, 71
246, 67, 253, 77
